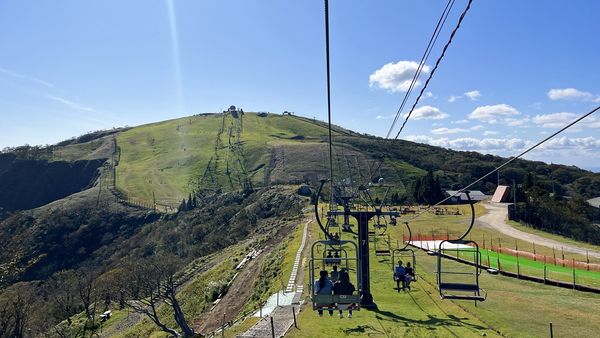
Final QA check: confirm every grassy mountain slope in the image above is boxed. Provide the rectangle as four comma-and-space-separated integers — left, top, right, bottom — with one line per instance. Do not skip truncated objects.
115, 112, 405, 206
114, 112, 600, 209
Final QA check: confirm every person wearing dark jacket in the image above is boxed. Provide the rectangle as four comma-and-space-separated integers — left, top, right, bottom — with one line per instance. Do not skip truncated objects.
333, 270, 356, 318
404, 262, 414, 290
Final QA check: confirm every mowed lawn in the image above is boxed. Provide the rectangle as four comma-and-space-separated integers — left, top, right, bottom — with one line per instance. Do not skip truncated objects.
287, 205, 600, 337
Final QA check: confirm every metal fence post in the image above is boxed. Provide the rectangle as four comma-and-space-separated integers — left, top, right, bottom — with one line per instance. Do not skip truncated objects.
271, 316, 275, 338
292, 306, 298, 328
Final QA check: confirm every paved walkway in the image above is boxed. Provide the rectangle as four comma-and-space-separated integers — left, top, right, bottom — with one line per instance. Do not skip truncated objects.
238, 220, 311, 338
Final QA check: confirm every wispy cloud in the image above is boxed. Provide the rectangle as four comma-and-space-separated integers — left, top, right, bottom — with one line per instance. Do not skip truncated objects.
448, 95, 461, 103
431, 127, 466, 135
0, 67, 55, 88
46, 95, 96, 112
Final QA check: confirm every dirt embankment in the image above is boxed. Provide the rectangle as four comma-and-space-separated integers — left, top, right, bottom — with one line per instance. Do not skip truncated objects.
0, 153, 105, 211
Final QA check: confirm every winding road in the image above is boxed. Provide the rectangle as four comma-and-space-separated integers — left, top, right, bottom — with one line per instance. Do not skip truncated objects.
476, 202, 600, 259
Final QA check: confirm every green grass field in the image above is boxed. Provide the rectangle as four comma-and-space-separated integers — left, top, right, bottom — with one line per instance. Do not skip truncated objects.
283, 206, 600, 337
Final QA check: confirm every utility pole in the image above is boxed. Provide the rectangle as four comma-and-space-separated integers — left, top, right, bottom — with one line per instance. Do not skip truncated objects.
512, 180, 517, 219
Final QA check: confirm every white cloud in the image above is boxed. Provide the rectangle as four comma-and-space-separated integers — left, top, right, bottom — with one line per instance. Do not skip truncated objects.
470, 125, 484, 131
464, 90, 481, 100
532, 112, 577, 128
425, 92, 434, 98
405, 135, 529, 152
483, 131, 497, 136
532, 112, 600, 129
452, 119, 469, 124
431, 127, 466, 135
448, 95, 461, 103
469, 104, 520, 123
369, 61, 430, 93
540, 136, 600, 150
405, 135, 600, 163
547, 88, 600, 102
504, 117, 530, 127
407, 105, 449, 120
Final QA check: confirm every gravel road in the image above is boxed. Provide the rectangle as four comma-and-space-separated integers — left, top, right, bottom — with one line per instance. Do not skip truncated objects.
476, 202, 600, 259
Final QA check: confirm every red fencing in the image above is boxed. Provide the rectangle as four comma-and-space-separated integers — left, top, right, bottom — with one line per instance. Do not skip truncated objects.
490, 246, 600, 272
402, 232, 600, 272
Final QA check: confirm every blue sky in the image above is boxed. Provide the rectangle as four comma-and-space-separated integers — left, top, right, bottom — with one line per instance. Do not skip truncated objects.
1, 0, 599, 170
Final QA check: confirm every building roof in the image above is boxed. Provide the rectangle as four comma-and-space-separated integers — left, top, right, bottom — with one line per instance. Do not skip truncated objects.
445, 190, 488, 201
587, 197, 600, 208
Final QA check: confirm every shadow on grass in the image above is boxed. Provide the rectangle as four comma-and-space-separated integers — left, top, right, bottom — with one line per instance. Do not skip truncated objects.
342, 324, 387, 336
367, 308, 489, 331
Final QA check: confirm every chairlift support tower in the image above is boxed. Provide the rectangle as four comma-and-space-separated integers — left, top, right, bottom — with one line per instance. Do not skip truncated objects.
326, 207, 399, 308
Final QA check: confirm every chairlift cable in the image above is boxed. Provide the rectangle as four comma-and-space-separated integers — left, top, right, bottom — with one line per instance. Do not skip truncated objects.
368, 0, 472, 187
385, 0, 456, 139
409, 105, 600, 221
324, 0, 335, 211
393, 0, 473, 140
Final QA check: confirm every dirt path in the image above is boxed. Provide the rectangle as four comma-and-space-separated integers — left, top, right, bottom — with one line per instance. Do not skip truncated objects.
237, 219, 312, 338
477, 202, 600, 259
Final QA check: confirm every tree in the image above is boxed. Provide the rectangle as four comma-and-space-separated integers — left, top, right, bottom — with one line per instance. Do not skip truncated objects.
186, 193, 194, 210
179, 198, 187, 212
46, 271, 79, 326
121, 255, 195, 337
0, 282, 36, 338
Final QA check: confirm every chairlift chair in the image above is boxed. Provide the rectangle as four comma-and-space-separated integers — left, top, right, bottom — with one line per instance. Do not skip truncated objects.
310, 239, 361, 312
323, 247, 346, 266
374, 233, 391, 256
436, 191, 486, 302
392, 248, 417, 281
437, 239, 486, 301
392, 221, 417, 281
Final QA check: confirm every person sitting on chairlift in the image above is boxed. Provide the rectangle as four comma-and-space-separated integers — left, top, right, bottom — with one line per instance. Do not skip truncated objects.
333, 270, 356, 318
404, 262, 414, 290
330, 265, 340, 283
314, 270, 334, 316
394, 261, 406, 291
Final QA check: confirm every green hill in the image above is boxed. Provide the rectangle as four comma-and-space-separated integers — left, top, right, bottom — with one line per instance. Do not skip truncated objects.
113, 112, 600, 208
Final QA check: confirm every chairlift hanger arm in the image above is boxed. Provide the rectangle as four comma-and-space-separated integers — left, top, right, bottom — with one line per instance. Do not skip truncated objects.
399, 222, 412, 251
456, 190, 475, 241
314, 179, 332, 240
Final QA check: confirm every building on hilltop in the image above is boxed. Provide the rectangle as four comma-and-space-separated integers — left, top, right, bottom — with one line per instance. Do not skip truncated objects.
224, 105, 244, 118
